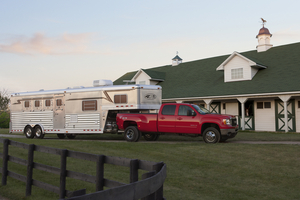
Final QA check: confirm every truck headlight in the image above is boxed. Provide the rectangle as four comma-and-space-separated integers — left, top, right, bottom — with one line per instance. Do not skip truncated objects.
223, 119, 231, 125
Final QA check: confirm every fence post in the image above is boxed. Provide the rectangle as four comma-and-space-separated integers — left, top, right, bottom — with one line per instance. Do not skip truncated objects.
59, 149, 67, 199
141, 171, 156, 200
130, 159, 139, 183
96, 155, 105, 191
153, 162, 165, 200
1, 139, 9, 186
26, 144, 35, 196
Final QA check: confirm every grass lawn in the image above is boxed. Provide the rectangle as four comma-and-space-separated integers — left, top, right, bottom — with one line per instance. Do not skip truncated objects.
0, 129, 300, 200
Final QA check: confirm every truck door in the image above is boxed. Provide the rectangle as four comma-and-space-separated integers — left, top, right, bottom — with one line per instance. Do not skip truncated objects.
176, 105, 199, 134
157, 105, 176, 133
53, 95, 65, 129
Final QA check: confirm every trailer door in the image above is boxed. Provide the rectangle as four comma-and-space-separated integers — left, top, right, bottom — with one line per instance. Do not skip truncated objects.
53, 95, 65, 129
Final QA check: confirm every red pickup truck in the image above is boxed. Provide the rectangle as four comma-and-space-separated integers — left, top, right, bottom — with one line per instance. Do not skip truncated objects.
116, 103, 238, 143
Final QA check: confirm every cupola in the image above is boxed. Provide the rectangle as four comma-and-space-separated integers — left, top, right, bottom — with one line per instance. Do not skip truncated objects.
172, 52, 182, 66
256, 18, 273, 52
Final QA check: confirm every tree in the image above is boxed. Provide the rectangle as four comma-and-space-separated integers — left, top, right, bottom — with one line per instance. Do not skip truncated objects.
0, 89, 10, 128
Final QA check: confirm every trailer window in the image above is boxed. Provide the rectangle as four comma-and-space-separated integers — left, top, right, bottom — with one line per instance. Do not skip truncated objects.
56, 99, 63, 107
82, 100, 97, 111
114, 95, 127, 104
161, 105, 176, 115
24, 101, 30, 108
45, 100, 51, 107
35, 100, 40, 107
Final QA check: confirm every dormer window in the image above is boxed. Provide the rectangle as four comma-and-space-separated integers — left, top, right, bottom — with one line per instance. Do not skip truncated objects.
231, 68, 243, 79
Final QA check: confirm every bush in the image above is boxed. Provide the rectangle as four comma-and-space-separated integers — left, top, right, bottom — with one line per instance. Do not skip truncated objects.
0, 111, 9, 128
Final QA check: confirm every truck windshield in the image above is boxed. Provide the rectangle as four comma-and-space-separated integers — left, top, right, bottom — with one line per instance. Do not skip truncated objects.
192, 105, 210, 114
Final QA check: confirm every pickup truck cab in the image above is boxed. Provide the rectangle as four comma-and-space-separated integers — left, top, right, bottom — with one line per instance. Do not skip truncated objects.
116, 103, 238, 143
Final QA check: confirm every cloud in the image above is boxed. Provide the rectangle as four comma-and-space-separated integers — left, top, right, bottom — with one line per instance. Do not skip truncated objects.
272, 28, 300, 44
0, 32, 99, 55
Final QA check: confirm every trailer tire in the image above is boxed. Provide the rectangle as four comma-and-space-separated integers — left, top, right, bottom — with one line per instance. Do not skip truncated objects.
24, 126, 34, 139
203, 127, 220, 143
57, 134, 66, 139
124, 126, 141, 142
67, 134, 76, 139
144, 133, 159, 141
34, 126, 44, 139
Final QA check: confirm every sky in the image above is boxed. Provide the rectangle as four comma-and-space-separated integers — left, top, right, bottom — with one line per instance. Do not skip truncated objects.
1, 0, 300, 93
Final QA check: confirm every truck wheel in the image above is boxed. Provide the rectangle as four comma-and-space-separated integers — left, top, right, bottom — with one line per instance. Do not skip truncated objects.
57, 134, 66, 139
203, 127, 220, 143
24, 126, 34, 139
34, 126, 44, 139
124, 126, 141, 142
67, 134, 76, 139
144, 133, 159, 141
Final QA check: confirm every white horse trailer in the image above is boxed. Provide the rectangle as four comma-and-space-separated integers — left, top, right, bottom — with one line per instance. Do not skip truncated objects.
9, 80, 162, 139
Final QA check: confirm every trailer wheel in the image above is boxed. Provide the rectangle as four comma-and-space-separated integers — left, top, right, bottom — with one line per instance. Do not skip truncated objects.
143, 133, 159, 141
57, 134, 66, 139
24, 126, 34, 139
34, 126, 44, 139
67, 134, 76, 139
203, 127, 220, 143
124, 126, 141, 142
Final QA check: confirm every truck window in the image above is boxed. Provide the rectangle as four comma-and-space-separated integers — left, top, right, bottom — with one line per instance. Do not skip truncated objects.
114, 95, 127, 104
82, 100, 97, 111
161, 105, 176, 115
178, 105, 194, 116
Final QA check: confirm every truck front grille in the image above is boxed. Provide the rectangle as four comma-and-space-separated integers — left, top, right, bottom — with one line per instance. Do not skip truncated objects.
231, 118, 237, 126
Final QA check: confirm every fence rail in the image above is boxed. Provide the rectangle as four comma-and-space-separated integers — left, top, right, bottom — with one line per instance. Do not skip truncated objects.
0, 138, 166, 199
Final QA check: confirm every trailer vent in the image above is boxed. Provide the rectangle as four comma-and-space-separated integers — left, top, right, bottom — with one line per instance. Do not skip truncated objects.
93, 79, 113, 87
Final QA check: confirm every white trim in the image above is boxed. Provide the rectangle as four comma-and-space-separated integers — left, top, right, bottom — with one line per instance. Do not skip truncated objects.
216, 52, 266, 71
163, 91, 300, 102
131, 69, 151, 82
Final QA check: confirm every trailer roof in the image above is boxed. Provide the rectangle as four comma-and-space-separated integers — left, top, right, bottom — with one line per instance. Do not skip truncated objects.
11, 84, 162, 97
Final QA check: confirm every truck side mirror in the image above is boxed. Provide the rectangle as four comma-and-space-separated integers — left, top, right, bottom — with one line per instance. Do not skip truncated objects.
187, 110, 196, 116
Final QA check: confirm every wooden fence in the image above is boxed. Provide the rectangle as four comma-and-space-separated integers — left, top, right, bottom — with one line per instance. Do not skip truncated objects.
0, 138, 167, 199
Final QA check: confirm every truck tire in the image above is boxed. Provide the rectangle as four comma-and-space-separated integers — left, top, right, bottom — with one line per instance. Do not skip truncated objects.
203, 127, 220, 143
24, 126, 34, 139
34, 126, 44, 139
57, 134, 66, 139
124, 126, 141, 142
144, 133, 159, 141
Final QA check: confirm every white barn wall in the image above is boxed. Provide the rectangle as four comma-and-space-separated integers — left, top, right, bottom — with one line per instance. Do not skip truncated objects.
254, 100, 276, 131
225, 102, 239, 115
224, 56, 254, 82
135, 72, 150, 85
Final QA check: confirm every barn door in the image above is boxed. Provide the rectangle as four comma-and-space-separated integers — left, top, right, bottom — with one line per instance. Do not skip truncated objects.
210, 103, 220, 114
275, 100, 295, 132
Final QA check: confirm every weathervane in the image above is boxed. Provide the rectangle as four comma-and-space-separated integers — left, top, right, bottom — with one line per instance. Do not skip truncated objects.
261, 18, 267, 27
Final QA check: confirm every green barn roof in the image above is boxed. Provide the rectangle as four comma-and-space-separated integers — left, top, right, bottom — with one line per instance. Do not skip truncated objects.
114, 42, 300, 100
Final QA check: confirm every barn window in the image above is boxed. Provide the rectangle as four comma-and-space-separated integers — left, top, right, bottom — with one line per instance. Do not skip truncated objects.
257, 102, 271, 109
24, 101, 30, 108
45, 100, 51, 107
35, 100, 40, 107
257, 102, 263, 109
231, 68, 243, 79
114, 95, 127, 104
82, 100, 97, 111
264, 102, 271, 109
